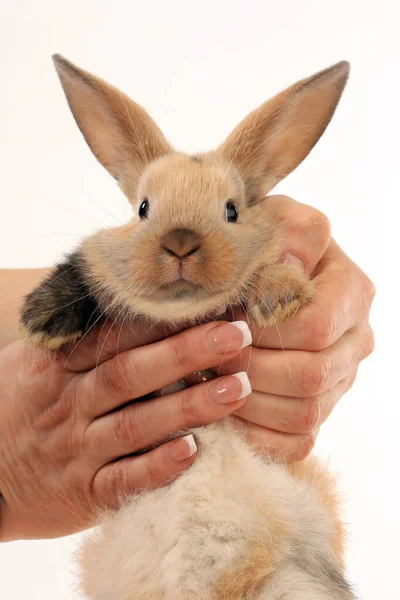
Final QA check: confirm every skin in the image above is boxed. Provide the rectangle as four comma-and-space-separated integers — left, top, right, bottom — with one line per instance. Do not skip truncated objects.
0, 196, 375, 541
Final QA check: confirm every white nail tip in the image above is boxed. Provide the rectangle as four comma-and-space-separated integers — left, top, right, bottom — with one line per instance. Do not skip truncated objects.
233, 371, 252, 399
231, 321, 252, 349
183, 434, 198, 457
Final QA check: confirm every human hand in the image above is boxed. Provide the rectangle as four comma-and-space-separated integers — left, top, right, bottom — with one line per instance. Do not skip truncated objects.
0, 320, 251, 541
217, 195, 375, 462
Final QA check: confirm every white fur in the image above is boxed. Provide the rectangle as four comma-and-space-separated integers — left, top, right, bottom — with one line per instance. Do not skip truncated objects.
79, 420, 338, 599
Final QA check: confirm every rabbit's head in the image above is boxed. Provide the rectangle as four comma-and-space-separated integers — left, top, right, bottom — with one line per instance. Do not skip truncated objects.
52, 56, 349, 325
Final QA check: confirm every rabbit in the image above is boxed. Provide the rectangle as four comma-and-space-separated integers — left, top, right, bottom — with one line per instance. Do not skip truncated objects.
19, 55, 356, 599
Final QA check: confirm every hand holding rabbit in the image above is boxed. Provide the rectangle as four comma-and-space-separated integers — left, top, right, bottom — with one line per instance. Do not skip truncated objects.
0, 321, 251, 541
226, 194, 375, 461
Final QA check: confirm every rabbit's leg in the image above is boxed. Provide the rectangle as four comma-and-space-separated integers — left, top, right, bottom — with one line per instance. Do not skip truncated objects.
247, 263, 314, 328
19, 251, 101, 349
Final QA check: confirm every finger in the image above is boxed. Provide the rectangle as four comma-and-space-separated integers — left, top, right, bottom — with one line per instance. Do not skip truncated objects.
85, 372, 250, 462
263, 195, 331, 274
234, 239, 365, 351
80, 321, 252, 417
235, 372, 357, 435
232, 416, 318, 463
92, 434, 198, 508
62, 319, 170, 373
214, 328, 358, 398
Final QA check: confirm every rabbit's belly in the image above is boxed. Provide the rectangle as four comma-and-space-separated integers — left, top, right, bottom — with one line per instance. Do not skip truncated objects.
79, 421, 335, 600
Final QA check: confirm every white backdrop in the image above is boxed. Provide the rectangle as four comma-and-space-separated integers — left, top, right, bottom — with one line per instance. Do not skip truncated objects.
0, 1, 398, 598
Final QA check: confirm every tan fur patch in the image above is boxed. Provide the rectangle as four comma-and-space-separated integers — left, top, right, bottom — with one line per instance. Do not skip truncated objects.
17, 323, 82, 350
213, 504, 290, 598
248, 262, 315, 327
214, 545, 277, 599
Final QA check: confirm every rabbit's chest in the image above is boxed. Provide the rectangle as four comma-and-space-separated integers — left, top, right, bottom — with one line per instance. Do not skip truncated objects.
79, 421, 335, 600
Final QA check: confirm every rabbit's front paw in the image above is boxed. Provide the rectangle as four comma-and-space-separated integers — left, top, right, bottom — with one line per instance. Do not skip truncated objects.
19, 252, 100, 350
247, 264, 314, 327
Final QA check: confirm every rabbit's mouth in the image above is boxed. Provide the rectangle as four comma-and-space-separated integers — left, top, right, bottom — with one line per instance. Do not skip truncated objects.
158, 279, 202, 299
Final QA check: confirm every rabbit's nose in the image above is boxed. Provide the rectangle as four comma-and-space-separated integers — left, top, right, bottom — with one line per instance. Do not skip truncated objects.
161, 228, 201, 259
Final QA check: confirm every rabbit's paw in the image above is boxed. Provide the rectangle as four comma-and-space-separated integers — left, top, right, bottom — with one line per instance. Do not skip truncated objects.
248, 264, 314, 327
19, 252, 100, 350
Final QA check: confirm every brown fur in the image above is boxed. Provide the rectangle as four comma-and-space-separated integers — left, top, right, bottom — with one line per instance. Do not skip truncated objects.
214, 545, 281, 599
214, 510, 291, 599
219, 62, 349, 200
52, 54, 172, 199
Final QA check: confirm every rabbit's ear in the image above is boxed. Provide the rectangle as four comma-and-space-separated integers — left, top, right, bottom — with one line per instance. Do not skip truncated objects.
52, 54, 172, 198
219, 61, 349, 204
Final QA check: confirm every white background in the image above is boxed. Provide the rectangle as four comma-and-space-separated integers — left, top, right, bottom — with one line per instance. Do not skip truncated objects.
0, 1, 398, 598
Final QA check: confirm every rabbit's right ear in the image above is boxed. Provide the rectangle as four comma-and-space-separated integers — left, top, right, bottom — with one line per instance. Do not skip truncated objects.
52, 55, 172, 199
219, 61, 349, 203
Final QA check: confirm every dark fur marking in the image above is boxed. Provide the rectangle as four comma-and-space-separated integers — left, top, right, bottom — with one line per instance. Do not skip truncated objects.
247, 194, 259, 206
190, 155, 202, 164
257, 297, 277, 317
20, 251, 101, 344
245, 177, 262, 206
296, 61, 349, 95
292, 551, 356, 599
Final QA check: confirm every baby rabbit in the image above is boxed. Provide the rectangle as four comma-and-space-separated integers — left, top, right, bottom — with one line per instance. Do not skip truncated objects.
20, 56, 355, 599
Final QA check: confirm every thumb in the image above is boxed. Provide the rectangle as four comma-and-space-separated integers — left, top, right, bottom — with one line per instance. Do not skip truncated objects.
263, 195, 331, 275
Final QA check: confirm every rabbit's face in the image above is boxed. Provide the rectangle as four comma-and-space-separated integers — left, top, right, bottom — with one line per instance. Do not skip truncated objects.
82, 153, 277, 324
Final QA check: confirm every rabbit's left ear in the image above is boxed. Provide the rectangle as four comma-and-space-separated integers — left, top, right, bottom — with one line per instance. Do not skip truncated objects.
52, 54, 172, 200
219, 61, 349, 204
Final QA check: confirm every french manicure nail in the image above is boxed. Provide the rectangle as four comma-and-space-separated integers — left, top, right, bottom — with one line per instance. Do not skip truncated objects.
169, 434, 198, 462
206, 321, 252, 354
210, 371, 252, 404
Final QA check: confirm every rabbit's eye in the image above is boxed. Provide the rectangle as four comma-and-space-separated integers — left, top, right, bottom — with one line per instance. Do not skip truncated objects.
139, 199, 149, 219
225, 201, 238, 223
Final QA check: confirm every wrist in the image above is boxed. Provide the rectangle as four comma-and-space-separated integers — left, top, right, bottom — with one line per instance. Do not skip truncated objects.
0, 268, 49, 350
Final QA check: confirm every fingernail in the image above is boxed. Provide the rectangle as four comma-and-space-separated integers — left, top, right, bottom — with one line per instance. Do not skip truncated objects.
282, 252, 306, 272
169, 434, 198, 462
206, 321, 252, 354
210, 372, 252, 404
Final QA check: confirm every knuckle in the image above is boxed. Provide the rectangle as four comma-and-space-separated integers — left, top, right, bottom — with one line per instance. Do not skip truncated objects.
293, 434, 316, 461
300, 357, 329, 397
179, 387, 204, 425
364, 274, 376, 303
344, 371, 358, 393
113, 409, 140, 446
304, 310, 336, 351
300, 207, 331, 239
313, 210, 331, 239
292, 397, 321, 433
100, 356, 133, 396
37, 381, 81, 434
108, 462, 131, 496
361, 327, 375, 360
172, 337, 195, 373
